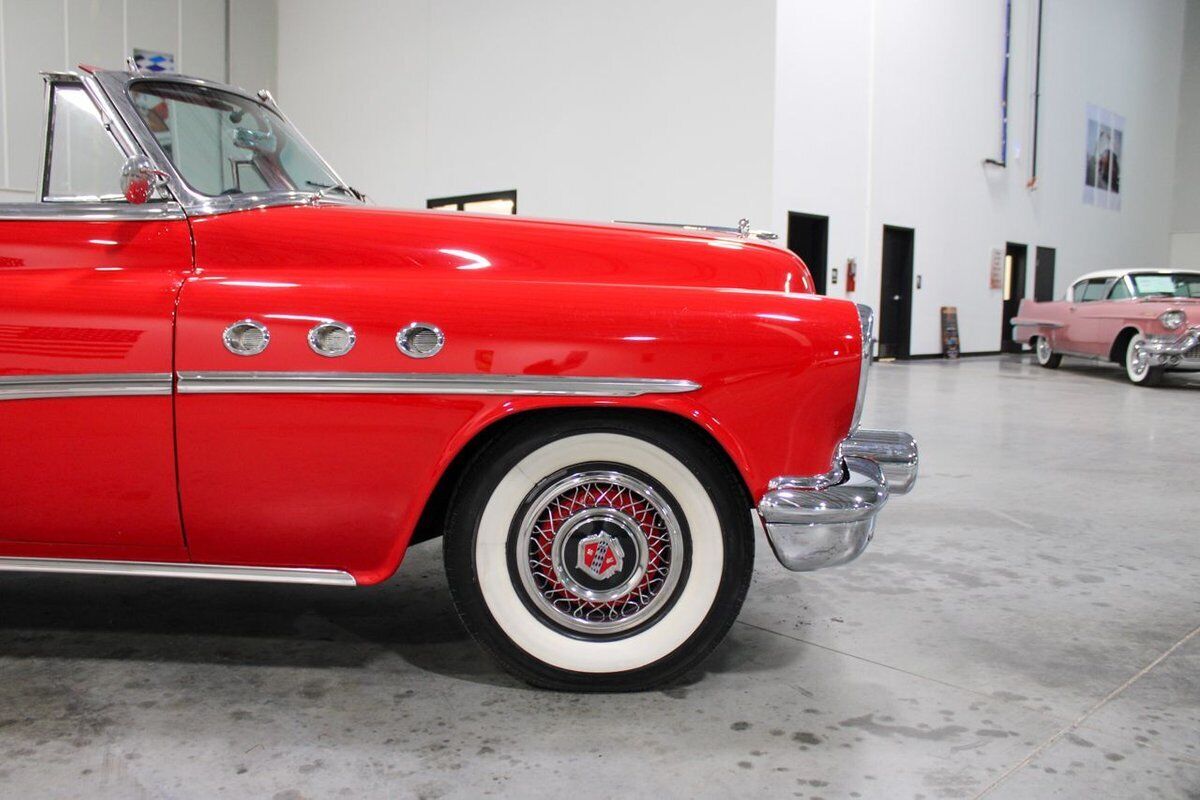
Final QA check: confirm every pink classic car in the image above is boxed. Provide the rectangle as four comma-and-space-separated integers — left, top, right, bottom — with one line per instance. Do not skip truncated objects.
1012, 269, 1200, 385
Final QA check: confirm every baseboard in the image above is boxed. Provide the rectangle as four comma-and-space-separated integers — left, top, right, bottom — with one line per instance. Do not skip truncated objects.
878, 350, 1004, 362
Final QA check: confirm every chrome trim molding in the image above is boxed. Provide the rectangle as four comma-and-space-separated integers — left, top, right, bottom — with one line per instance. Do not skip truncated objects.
176, 371, 700, 397
0, 557, 356, 586
851, 304, 874, 432
1010, 317, 1064, 329
0, 201, 186, 221
0, 373, 172, 401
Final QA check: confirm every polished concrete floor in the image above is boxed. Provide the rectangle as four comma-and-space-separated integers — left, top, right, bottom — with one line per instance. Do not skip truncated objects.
1, 356, 1197, 799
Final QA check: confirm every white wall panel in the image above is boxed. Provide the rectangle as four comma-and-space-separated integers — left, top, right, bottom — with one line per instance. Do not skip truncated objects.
277, 0, 775, 222
66, 0, 123, 73
181, 0, 226, 80
125, 0, 178, 61
2, 0, 64, 194
775, 0, 1187, 355
228, 0, 276, 93
1172, 0, 1200, 247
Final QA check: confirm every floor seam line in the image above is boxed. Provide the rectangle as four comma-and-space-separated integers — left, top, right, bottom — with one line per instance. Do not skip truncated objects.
733, 620, 1068, 716
972, 622, 1200, 799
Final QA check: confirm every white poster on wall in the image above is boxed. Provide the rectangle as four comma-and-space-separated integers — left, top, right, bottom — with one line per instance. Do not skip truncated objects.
1083, 104, 1123, 211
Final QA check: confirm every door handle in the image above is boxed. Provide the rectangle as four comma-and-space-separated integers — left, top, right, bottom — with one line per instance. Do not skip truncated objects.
892, 295, 901, 301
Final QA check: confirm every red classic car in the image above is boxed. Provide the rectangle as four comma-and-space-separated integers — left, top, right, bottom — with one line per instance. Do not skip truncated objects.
0, 67, 917, 690
1013, 269, 1200, 385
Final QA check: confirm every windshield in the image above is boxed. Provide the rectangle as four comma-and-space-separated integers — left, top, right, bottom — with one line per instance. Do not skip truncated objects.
1129, 272, 1200, 299
128, 81, 343, 198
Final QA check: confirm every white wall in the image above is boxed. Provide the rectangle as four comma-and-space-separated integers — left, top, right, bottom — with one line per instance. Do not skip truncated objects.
0, 0, 275, 202
277, 0, 776, 223
1171, 0, 1200, 267
774, 0, 1188, 355
228, 0, 277, 95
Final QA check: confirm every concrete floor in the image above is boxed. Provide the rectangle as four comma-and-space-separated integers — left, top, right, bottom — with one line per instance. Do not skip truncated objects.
1, 355, 1198, 799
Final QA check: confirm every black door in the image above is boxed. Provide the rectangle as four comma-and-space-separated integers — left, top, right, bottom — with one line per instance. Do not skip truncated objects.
787, 212, 829, 294
1001, 242, 1028, 353
879, 225, 914, 359
1034, 246, 1056, 301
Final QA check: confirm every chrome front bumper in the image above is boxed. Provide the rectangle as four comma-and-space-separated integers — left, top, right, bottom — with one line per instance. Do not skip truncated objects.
758, 429, 917, 571
1142, 326, 1200, 367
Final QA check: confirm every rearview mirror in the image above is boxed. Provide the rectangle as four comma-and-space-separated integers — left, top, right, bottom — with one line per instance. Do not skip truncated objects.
120, 155, 168, 204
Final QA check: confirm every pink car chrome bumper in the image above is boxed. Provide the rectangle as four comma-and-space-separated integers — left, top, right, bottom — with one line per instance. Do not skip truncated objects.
1142, 326, 1200, 368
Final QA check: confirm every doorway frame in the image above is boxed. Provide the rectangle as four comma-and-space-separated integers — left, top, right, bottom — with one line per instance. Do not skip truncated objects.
786, 211, 830, 295
879, 224, 915, 359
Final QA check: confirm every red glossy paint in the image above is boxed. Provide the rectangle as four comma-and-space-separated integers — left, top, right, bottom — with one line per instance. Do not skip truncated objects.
174, 206, 860, 583
0, 217, 192, 560
2, 204, 863, 583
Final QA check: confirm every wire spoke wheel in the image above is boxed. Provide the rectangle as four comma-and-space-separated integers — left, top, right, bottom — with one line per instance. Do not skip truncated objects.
512, 468, 686, 636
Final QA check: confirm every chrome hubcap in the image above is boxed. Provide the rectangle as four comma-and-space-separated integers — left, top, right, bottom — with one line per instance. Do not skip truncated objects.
1129, 337, 1149, 378
1036, 336, 1051, 363
514, 470, 684, 635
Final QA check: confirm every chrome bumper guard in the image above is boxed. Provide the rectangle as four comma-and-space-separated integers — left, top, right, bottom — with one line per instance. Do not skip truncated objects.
758, 429, 917, 571
1142, 326, 1200, 366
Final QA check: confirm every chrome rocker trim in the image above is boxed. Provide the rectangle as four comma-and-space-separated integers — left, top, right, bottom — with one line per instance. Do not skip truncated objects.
1010, 317, 1064, 329
758, 429, 918, 572
0, 373, 172, 401
0, 557, 357, 586
177, 371, 700, 397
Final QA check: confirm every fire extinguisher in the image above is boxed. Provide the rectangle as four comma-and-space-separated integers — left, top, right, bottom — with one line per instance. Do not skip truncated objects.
846, 258, 857, 293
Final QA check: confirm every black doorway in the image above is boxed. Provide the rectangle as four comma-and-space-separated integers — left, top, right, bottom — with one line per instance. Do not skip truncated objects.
879, 225, 914, 359
1034, 246, 1056, 301
1001, 242, 1028, 353
787, 212, 829, 294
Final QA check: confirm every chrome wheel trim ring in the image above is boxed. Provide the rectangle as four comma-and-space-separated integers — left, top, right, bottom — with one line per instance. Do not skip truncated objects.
513, 469, 685, 635
1035, 336, 1052, 364
1128, 335, 1149, 380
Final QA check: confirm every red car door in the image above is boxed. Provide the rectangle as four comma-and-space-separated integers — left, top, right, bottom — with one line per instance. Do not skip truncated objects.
0, 78, 191, 562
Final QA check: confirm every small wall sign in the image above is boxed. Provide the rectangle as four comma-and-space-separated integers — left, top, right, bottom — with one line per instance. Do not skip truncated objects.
133, 49, 175, 73
989, 248, 1003, 290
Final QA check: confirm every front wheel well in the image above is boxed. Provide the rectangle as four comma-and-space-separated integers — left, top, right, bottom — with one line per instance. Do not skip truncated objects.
1110, 327, 1141, 365
408, 406, 753, 546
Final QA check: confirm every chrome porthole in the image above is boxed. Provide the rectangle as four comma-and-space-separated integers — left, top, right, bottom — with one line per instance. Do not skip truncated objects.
512, 469, 686, 635
307, 321, 356, 357
396, 322, 445, 359
223, 319, 270, 356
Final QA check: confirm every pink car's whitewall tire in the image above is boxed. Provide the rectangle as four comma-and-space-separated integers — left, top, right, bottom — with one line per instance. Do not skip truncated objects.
1125, 334, 1165, 386
1034, 335, 1062, 369
444, 414, 753, 691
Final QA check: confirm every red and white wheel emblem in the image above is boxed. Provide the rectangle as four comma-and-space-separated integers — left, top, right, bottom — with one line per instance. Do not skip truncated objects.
577, 532, 624, 581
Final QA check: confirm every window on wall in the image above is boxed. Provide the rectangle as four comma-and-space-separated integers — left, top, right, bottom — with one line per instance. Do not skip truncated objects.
427, 190, 517, 215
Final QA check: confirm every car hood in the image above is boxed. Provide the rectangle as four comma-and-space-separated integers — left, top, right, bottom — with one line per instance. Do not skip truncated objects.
251, 204, 816, 295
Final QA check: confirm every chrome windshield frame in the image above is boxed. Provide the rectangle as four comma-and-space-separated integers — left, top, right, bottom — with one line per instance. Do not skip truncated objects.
89, 68, 358, 217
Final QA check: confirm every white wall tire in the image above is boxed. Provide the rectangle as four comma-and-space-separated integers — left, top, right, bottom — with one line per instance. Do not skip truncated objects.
1034, 335, 1062, 368
444, 413, 753, 690
1125, 333, 1165, 386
